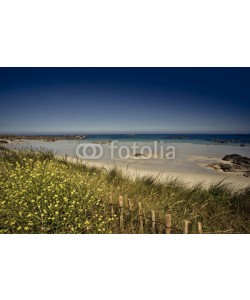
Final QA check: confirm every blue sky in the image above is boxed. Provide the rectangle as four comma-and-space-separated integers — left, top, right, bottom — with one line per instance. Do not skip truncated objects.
0, 68, 249, 134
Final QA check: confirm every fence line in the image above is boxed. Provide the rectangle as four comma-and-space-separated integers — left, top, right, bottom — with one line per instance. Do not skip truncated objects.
107, 195, 207, 234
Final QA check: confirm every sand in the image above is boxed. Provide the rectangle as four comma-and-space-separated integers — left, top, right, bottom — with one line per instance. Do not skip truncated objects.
5, 140, 250, 189
64, 142, 250, 189
73, 158, 250, 189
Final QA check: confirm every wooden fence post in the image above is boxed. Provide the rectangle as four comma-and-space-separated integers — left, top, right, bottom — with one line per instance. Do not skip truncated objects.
165, 214, 171, 234
109, 194, 114, 218
119, 196, 124, 233
138, 202, 144, 233
128, 198, 132, 212
127, 198, 134, 232
151, 210, 156, 233
143, 210, 147, 225
198, 222, 203, 234
183, 220, 190, 234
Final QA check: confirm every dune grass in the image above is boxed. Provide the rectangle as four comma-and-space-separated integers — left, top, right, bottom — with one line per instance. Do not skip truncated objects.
0, 146, 249, 234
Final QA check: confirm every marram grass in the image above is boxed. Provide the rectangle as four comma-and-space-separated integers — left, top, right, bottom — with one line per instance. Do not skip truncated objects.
0, 146, 249, 234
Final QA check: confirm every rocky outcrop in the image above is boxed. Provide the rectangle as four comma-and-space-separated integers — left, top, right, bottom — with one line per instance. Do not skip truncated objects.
220, 163, 250, 172
222, 154, 241, 162
0, 140, 9, 144
210, 139, 242, 143
220, 154, 250, 175
208, 154, 250, 177
222, 154, 250, 165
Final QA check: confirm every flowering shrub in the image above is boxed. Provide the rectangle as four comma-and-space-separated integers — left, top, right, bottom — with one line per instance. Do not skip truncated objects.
0, 157, 116, 233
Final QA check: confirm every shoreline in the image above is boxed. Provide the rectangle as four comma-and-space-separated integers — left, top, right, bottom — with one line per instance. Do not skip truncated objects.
1, 133, 250, 146
3, 139, 250, 189
58, 155, 250, 189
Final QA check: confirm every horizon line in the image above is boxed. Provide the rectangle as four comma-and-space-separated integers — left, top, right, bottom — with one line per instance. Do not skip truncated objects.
1, 132, 250, 136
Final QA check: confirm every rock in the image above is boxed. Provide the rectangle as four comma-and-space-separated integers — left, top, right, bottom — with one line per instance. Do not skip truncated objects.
211, 139, 242, 144
234, 156, 250, 165
171, 136, 189, 140
0, 140, 9, 144
134, 153, 145, 157
235, 164, 250, 171
207, 154, 250, 174
222, 154, 250, 165
220, 163, 233, 172
220, 163, 250, 172
208, 163, 221, 170
222, 154, 241, 163
240, 144, 246, 147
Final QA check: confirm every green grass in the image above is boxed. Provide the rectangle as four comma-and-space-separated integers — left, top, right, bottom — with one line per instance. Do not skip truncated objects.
0, 146, 249, 233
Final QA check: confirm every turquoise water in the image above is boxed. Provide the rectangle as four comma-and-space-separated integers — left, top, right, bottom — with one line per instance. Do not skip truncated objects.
83, 134, 250, 144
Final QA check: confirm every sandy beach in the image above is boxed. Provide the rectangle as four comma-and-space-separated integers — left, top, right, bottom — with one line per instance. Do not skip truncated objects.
78, 143, 250, 189
4, 140, 250, 189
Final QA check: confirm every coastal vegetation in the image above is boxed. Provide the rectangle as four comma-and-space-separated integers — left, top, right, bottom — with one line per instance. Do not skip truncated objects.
0, 146, 249, 234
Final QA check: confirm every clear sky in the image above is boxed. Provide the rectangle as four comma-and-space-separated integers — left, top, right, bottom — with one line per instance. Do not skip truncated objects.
0, 68, 249, 134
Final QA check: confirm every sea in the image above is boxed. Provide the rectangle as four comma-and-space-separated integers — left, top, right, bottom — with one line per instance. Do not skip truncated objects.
80, 134, 250, 144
